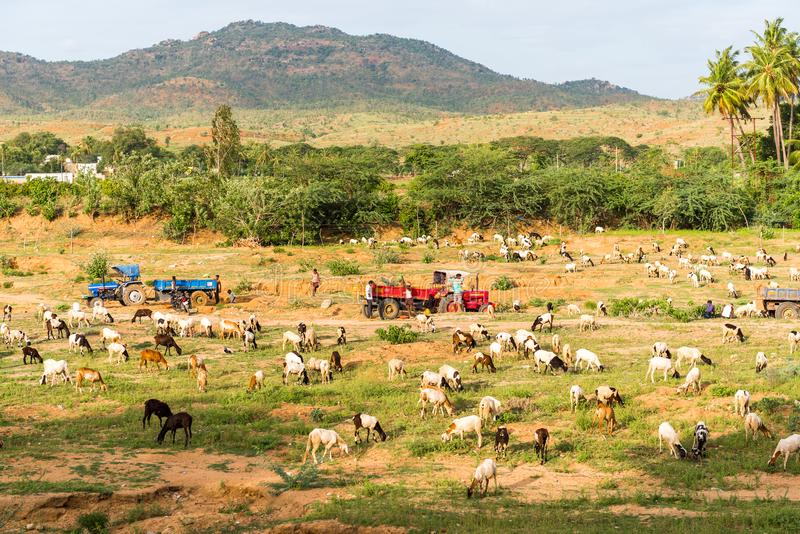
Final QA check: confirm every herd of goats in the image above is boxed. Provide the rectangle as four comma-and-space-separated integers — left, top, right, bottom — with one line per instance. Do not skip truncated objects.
3, 233, 800, 498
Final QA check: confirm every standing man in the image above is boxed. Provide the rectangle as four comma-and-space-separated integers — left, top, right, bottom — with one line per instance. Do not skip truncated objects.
404, 283, 414, 316
214, 274, 221, 304
311, 268, 321, 297
365, 280, 375, 318
451, 273, 464, 313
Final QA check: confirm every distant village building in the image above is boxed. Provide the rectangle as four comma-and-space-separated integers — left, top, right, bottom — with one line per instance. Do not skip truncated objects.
11, 156, 105, 185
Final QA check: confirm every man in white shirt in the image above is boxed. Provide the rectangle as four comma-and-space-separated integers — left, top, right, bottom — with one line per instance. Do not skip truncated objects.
365, 280, 375, 318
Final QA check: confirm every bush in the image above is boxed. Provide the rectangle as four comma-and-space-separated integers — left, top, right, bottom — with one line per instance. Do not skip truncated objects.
268, 463, 320, 494
751, 397, 790, 414
327, 259, 361, 276
709, 384, 736, 397
76, 511, 109, 534
2, 281, 12, 289
491, 276, 516, 290
422, 252, 435, 264
234, 278, 253, 294
0, 197, 17, 218
376, 325, 420, 344
373, 248, 402, 266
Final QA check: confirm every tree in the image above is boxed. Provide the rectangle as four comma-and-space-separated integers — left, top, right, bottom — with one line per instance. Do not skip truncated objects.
697, 47, 752, 164
82, 252, 110, 281
210, 105, 241, 177
745, 19, 800, 168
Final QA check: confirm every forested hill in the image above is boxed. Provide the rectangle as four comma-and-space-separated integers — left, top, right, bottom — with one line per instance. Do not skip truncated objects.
0, 21, 651, 117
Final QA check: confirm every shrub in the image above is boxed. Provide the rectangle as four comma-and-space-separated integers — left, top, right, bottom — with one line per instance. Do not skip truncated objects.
376, 325, 420, 344
64, 226, 83, 239
0, 256, 17, 269
709, 384, 736, 397
268, 463, 320, 494
373, 248, 402, 266
422, 252, 435, 264
2, 281, 12, 289
0, 197, 17, 218
751, 397, 790, 414
76, 511, 109, 534
296, 259, 313, 272
234, 278, 253, 294
327, 259, 361, 276
491, 275, 516, 290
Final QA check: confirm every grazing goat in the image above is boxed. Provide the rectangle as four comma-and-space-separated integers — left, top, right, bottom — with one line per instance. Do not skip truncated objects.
303, 428, 349, 464
495, 332, 516, 352
100, 327, 121, 348
755, 351, 768, 373
415, 314, 436, 333
467, 458, 497, 498
578, 314, 597, 332
22, 345, 43, 365
242, 326, 257, 352
676, 366, 701, 395
734, 390, 751, 417
131, 309, 153, 323
534, 349, 568, 374
439, 364, 464, 391
494, 427, 509, 459
40, 359, 70, 386
768, 434, 800, 470
220, 318, 243, 340
75, 368, 108, 393
744, 412, 772, 442
469, 323, 490, 341
441, 415, 483, 448
674, 346, 713, 370
593, 402, 617, 435
283, 359, 310, 385
452, 330, 476, 353
247, 370, 265, 392
570, 385, 586, 412
336, 326, 347, 345
154, 334, 182, 356
196, 367, 208, 392
303, 326, 319, 351
645, 356, 679, 383
139, 349, 169, 371
692, 421, 709, 459
282, 330, 305, 352
200, 317, 213, 337
533, 428, 550, 464
2, 304, 10, 322
387, 358, 407, 380
107, 342, 129, 364
658, 422, 687, 459
531, 313, 554, 333
478, 396, 501, 424
418, 386, 454, 418
562, 344, 574, 366
352, 413, 387, 443
187, 355, 206, 377
330, 350, 343, 372
566, 303, 582, 316
651, 341, 671, 359
157, 412, 193, 448
421, 371, 451, 390
574, 348, 604, 372
595, 385, 624, 406
143, 399, 173, 429
471, 352, 496, 373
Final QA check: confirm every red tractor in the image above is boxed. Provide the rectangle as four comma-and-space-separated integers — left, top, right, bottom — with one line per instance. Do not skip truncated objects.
365, 270, 494, 319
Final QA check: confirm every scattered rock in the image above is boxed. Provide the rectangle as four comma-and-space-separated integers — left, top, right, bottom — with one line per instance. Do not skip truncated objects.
320, 299, 332, 309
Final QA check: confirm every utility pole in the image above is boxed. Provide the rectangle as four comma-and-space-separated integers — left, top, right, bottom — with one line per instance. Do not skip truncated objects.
0, 142, 5, 177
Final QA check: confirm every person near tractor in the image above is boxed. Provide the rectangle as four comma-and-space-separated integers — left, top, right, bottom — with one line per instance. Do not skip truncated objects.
179, 291, 190, 313
311, 269, 321, 296
703, 300, 715, 319
215, 274, 221, 303
365, 280, 375, 318
451, 273, 463, 312
404, 283, 414, 315
227, 289, 237, 304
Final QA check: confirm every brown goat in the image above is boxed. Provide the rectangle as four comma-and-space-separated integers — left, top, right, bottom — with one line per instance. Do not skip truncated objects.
197, 368, 208, 392
330, 351, 343, 372
593, 401, 617, 435
471, 352, 496, 373
139, 349, 170, 371
75, 368, 107, 393
452, 331, 476, 354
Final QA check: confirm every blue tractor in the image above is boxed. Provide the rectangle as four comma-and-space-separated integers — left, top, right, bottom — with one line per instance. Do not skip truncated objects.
85, 264, 147, 307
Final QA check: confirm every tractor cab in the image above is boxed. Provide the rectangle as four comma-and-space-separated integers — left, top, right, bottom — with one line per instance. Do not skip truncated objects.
85, 264, 146, 306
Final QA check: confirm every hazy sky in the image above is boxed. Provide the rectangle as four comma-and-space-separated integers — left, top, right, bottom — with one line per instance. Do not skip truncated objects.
3, 0, 797, 98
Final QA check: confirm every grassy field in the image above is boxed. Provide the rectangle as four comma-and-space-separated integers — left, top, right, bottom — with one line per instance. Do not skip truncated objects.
1, 217, 800, 532
0, 99, 724, 151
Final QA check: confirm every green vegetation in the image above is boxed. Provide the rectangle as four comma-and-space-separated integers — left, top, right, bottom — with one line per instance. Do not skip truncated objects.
326, 259, 361, 276
375, 325, 420, 344
491, 275, 517, 290
81, 252, 110, 281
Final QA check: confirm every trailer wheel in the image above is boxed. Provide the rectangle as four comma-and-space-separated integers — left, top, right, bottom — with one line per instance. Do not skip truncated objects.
191, 291, 209, 307
122, 287, 145, 306
776, 302, 800, 320
380, 298, 401, 320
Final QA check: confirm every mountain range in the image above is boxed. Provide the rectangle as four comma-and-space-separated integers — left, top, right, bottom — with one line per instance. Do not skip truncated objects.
0, 21, 652, 118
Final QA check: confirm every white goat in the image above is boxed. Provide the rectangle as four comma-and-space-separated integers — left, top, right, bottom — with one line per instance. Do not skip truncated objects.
441, 415, 483, 448
387, 358, 407, 380
734, 390, 751, 417
574, 348, 604, 372
478, 396, 501, 423
676, 366, 701, 395
658, 421, 687, 459
645, 356, 678, 383
302, 428, 350, 464
768, 434, 800, 470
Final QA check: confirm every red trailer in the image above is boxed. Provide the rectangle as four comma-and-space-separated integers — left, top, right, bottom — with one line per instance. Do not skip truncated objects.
364, 270, 494, 319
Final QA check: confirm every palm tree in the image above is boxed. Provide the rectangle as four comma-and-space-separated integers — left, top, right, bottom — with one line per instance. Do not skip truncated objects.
746, 19, 800, 168
697, 47, 751, 164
